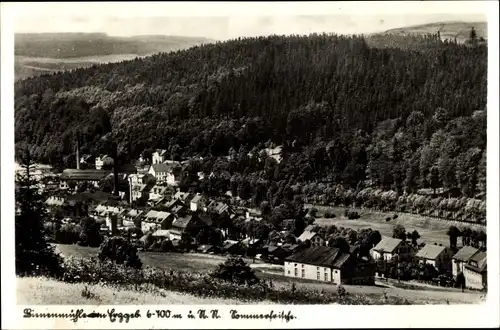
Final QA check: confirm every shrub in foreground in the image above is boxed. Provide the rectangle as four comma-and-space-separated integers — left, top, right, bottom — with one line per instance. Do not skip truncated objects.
98, 237, 142, 269
211, 256, 260, 286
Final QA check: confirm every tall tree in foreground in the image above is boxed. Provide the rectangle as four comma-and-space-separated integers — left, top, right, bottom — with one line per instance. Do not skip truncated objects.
15, 147, 62, 276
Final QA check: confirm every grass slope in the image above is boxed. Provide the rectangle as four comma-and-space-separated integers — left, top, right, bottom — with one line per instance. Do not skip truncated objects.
53, 244, 484, 304
383, 21, 487, 41
17, 277, 272, 305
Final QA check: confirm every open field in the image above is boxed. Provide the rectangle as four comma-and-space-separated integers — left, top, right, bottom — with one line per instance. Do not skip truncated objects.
54, 244, 484, 304
309, 205, 484, 247
17, 277, 272, 305
15, 55, 146, 80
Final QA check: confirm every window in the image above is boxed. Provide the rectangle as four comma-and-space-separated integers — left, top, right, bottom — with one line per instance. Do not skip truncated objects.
294, 268, 298, 277
288, 270, 290, 275
301, 264, 304, 268
324, 273, 328, 281
301, 269, 305, 278
317, 272, 320, 280
335, 270, 338, 274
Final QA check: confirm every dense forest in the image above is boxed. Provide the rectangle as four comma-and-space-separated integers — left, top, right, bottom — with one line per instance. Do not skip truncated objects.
15, 31, 487, 221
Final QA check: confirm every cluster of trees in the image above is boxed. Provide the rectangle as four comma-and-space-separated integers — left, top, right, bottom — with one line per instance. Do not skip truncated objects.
15, 151, 62, 277
15, 32, 486, 225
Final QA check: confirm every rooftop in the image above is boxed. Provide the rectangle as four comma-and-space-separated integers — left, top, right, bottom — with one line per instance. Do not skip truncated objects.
60, 169, 111, 181
452, 246, 480, 262
415, 244, 447, 260
297, 230, 316, 242
372, 237, 404, 253
465, 250, 487, 273
285, 246, 350, 269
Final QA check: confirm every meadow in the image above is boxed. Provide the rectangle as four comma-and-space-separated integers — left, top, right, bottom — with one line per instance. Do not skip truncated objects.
310, 205, 484, 247
50, 244, 483, 305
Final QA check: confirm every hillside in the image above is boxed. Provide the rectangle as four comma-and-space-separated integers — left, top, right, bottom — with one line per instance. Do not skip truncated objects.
383, 21, 487, 42
14, 33, 214, 80
14, 32, 487, 206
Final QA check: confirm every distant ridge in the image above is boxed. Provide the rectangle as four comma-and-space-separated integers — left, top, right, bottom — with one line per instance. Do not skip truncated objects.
382, 21, 487, 41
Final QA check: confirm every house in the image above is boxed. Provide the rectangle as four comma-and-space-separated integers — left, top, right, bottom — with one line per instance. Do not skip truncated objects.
95, 155, 114, 170
45, 196, 66, 208
262, 245, 290, 262
148, 163, 182, 186
141, 210, 175, 232
152, 149, 168, 164
463, 251, 487, 290
190, 194, 205, 211
284, 246, 375, 285
242, 237, 262, 247
415, 244, 453, 273
149, 185, 170, 202
370, 237, 415, 261
197, 244, 217, 254
297, 231, 325, 246
169, 214, 210, 241
59, 169, 111, 189
123, 209, 143, 228
173, 191, 193, 203
152, 229, 171, 239
452, 246, 481, 278
207, 201, 231, 216
220, 240, 244, 255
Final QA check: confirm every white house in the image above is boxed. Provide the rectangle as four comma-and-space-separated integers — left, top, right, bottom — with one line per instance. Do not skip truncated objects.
284, 246, 374, 285
141, 210, 175, 232
152, 149, 168, 164
463, 250, 487, 290
190, 194, 205, 212
123, 209, 143, 228
297, 230, 325, 247
95, 155, 114, 170
451, 245, 481, 278
370, 237, 415, 261
148, 163, 181, 186
149, 185, 170, 202
415, 244, 453, 273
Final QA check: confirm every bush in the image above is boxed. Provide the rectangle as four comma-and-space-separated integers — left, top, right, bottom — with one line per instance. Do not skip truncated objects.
345, 210, 360, 220
324, 212, 336, 218
98, 237, 142, 269
211, 256, 260, 286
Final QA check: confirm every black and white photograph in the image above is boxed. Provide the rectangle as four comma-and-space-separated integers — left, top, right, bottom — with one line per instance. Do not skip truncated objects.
1, 1, 499, 329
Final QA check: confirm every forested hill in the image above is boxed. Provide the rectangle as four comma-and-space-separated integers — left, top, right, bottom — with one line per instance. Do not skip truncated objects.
15, 32, 487, 200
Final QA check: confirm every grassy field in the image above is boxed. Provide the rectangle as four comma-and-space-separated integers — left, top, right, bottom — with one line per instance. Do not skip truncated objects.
17, 277, 272, 305
15, 55, 145, 80
53, 244, 484, 304
310, 205, 478, 247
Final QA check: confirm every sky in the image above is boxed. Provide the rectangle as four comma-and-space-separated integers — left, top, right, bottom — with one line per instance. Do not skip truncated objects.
7, 2, 489, 40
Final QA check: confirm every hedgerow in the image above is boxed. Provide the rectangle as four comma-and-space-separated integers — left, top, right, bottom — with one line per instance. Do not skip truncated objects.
60, 256, 411, 305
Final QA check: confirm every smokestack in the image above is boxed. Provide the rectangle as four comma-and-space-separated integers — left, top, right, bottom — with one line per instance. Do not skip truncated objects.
76, 134, 80, 170
112, 142, 119, 197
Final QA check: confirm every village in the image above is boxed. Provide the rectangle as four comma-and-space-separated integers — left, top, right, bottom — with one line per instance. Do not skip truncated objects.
19, 146, 487, 294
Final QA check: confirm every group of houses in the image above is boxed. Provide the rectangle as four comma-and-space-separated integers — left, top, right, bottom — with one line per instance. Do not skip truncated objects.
280, 226, 487, 290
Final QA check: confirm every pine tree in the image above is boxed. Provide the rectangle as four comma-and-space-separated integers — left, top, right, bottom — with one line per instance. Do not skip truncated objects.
15, 148, 62, 277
